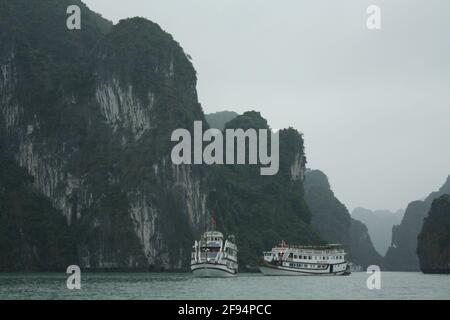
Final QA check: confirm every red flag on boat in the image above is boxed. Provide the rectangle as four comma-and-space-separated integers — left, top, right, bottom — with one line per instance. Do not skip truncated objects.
211, 212, 217, 229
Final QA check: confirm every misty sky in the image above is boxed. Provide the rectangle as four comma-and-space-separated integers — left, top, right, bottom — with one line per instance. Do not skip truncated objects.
83, 0, 450, 212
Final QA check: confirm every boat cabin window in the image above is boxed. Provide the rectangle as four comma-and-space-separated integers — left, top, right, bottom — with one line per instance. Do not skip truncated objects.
202, 247, 220, 252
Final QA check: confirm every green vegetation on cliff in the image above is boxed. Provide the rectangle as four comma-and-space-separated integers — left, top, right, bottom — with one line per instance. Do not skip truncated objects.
304, 170, 350, 245
205, 111, 240, 130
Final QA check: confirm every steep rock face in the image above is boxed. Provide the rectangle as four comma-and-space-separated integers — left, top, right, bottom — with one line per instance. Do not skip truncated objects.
351, 207, 404, 255
384, 176, 450, 271
0, 0, 209, 270
417, 195, 450, 274
95, 77, 156, 138
304, 170, 383, 268
0, 153, 77, 271
349, 218, 383, 268
0, 1, 320, 271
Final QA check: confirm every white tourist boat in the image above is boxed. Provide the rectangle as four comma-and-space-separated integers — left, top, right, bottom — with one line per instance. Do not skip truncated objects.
191, 231, 238, 277
259, 241, 350, 276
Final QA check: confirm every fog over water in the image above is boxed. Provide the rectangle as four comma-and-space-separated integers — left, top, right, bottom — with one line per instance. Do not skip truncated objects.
83, 0, 450, 211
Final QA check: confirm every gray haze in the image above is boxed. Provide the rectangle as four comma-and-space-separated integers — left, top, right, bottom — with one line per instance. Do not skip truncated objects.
83, 0, 450, 211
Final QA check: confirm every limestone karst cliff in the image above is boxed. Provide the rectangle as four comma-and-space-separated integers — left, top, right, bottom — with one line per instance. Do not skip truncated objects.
0, 152, 77, 271
0, 0, 320, 271
417, 195, 450, 274
384, 176, 450, 271
207, 112, 320, 266
1, 0, 209, 270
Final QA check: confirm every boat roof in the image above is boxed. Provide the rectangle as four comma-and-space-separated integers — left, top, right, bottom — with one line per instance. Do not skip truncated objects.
202, 231, 223, 238
276, 243, 345, 250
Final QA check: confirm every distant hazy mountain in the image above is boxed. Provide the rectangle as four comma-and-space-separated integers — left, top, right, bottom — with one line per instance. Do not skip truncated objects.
384, 175, 450, 271
205, 111, 239, 130
304, 169, 383, 268
351, 208, 404, 256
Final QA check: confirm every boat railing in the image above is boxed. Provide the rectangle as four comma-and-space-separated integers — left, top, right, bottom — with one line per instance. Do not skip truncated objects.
277, 248, 345, 255
277, 244, 345, 250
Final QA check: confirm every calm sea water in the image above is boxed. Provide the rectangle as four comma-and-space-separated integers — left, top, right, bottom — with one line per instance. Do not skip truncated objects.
0, 272, 448, 300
